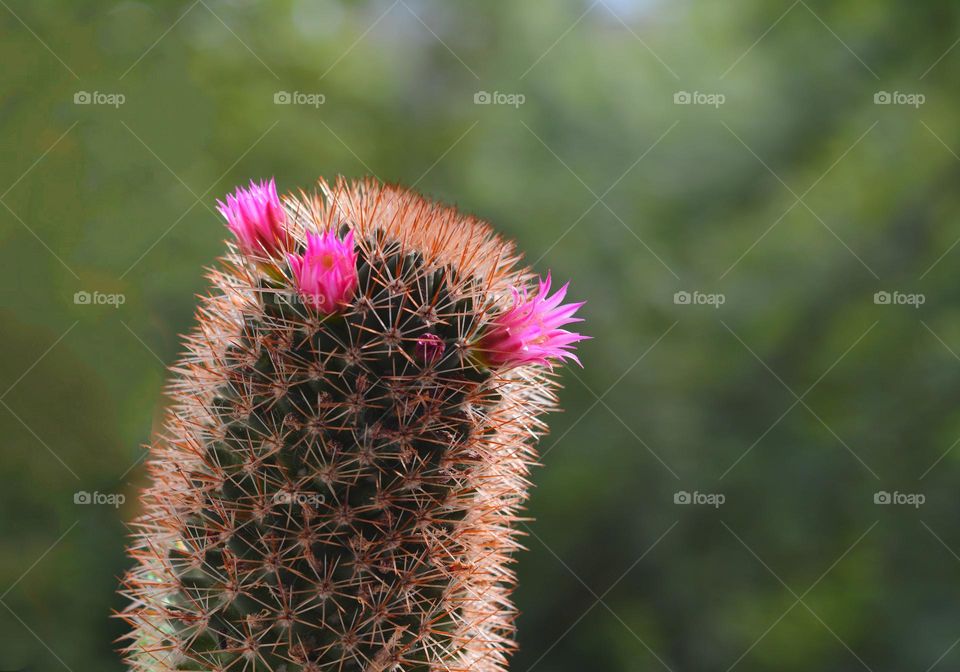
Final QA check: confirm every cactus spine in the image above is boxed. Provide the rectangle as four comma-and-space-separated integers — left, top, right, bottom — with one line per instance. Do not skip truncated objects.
120, 177, 585, 671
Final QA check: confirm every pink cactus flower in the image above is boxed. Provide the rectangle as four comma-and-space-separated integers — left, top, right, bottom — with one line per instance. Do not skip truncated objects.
217, 178, 288, 257
416, 333, 446, 364
480, 273, 586, 368
287, 230, 358, 313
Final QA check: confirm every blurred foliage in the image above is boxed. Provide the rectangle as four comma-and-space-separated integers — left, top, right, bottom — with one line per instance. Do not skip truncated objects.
2, 0, 960, 670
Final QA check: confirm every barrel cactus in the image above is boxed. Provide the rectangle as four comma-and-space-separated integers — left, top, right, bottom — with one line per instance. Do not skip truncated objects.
119, 177, 586, 672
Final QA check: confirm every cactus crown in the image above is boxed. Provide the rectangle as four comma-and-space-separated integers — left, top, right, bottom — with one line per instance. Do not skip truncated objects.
120, 177, 585, 671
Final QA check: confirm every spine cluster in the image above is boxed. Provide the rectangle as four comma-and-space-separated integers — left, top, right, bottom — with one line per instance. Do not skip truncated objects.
120, 177, 585, 671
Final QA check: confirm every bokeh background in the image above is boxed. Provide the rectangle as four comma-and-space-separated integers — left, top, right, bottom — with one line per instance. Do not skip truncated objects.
3, 1, 960, 670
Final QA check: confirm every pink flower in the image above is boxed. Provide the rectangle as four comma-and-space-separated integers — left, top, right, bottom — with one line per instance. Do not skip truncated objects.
416, 333, 446, 364
480, 273, 587, 368
287, 230, 358, 313
216, 178, 288, 257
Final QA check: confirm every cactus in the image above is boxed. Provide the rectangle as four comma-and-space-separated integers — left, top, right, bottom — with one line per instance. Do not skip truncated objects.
119, 177, 586, 672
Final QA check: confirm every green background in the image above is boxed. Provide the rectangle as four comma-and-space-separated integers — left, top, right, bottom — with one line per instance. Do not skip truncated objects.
2, 1, 960, 670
